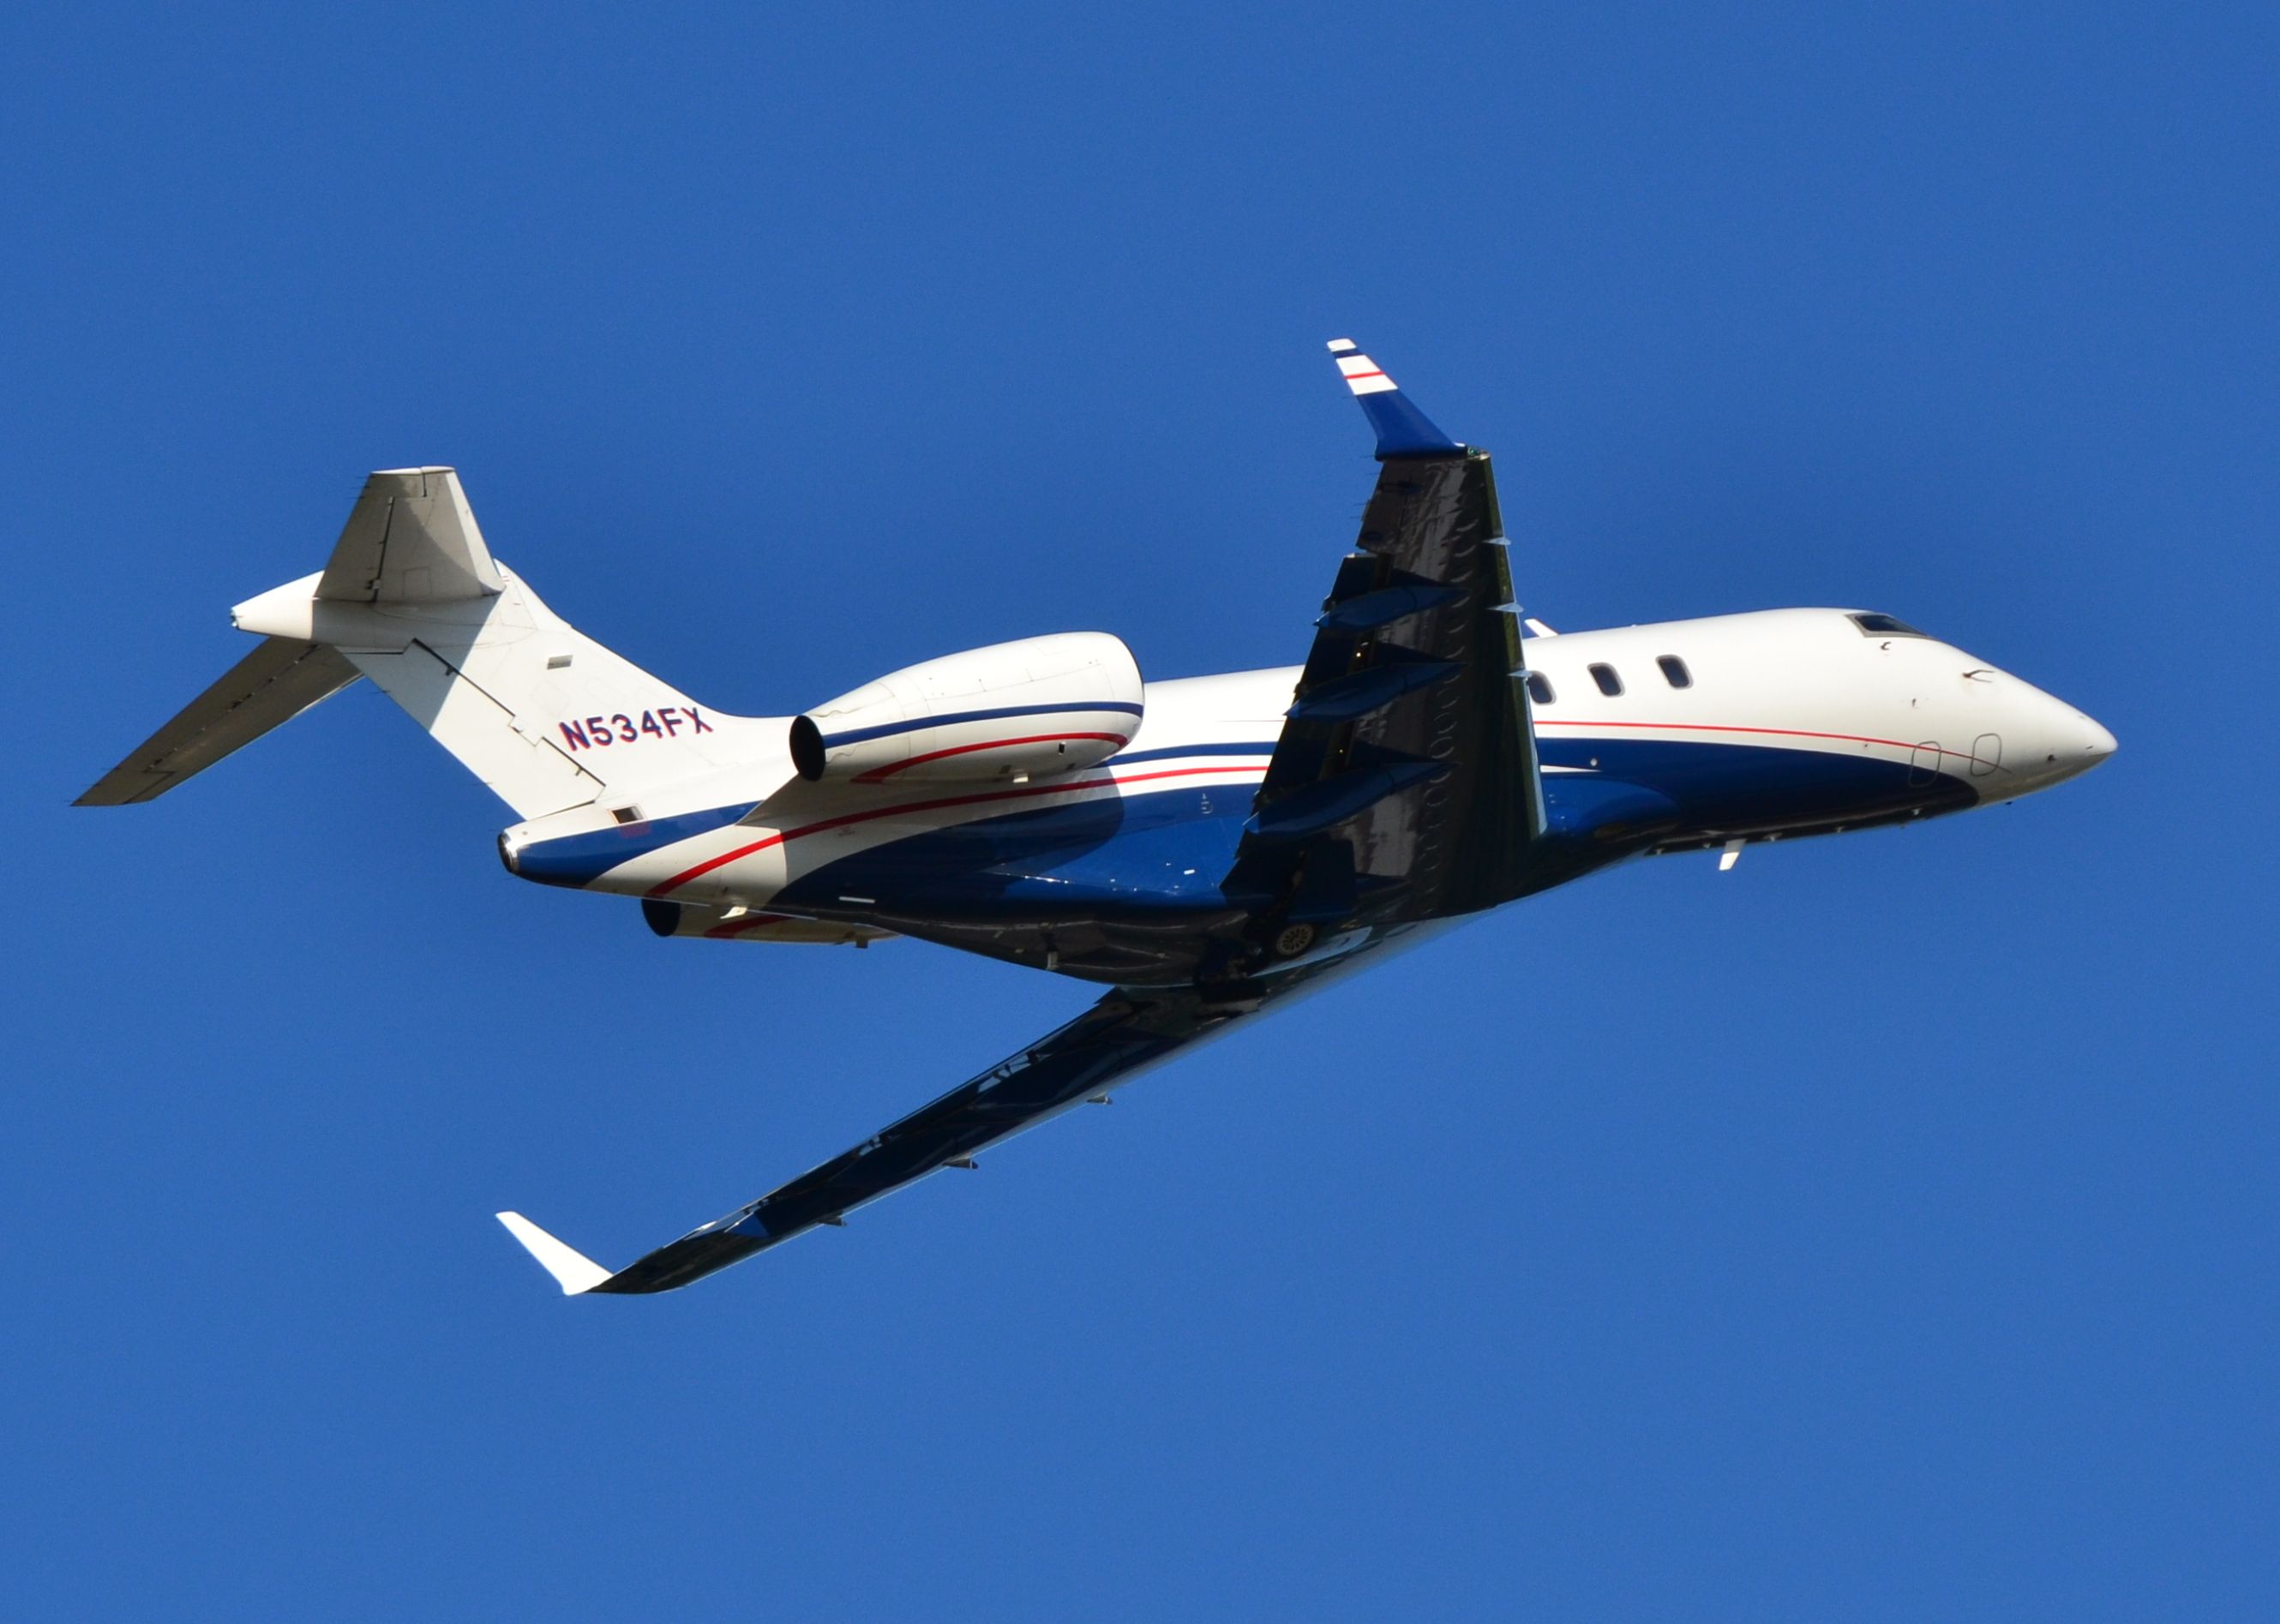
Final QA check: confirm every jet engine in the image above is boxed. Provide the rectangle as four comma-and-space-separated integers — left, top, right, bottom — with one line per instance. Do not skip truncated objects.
789, 632, 1143, 783
642, 897, 895, 945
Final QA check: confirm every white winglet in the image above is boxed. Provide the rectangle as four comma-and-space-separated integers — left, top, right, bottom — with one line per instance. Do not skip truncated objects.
495, 1211, 614, 1295
1325, 337, 1400, 396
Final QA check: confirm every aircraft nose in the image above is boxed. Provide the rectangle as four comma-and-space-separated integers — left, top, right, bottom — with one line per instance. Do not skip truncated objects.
2019, 686, 2115, 786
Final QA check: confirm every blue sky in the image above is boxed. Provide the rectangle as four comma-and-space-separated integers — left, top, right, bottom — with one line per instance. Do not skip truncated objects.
4, 3, 2274, 1617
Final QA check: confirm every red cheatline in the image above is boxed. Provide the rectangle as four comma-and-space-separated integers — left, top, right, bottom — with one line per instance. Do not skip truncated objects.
852, 732, 1131, 784
649, 764, 1263, 897
1536, 717, 1942, 753
702, 913, 792, 938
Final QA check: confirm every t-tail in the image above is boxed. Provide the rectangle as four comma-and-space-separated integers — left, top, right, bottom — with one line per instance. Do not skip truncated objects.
78, 468, 783, 818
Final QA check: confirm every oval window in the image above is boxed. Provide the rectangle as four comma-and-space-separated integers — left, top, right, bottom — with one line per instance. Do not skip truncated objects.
1657, 655, 1692, 689
1526, 672, 1555, 705
1589, 662, 1623, 697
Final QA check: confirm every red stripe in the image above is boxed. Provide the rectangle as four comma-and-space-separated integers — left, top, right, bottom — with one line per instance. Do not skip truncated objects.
649, 764, 1263, 897
852, 731, 1130, 784
1533, 717, 1970, 757
1343, 369, 1386, 381
701, 912, 792, 939
658, 723, 1976, 899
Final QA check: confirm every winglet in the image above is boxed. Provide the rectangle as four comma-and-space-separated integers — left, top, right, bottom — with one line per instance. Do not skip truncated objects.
495, 1211, 615, 1295
1326, 339, 1461, 459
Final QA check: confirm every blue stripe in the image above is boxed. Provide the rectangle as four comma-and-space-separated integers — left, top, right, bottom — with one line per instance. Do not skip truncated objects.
1110, 740, 1277, 764
512, 801, 756, 888
1536, 736, 1976, 837
821, 700, 1144, 749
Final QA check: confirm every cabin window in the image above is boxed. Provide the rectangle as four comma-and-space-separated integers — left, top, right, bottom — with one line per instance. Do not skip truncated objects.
1526, 672, 1555, 706
1657, 655, 1692, 689
1848, 612, 1927, 638
1589, 662, 1623, 697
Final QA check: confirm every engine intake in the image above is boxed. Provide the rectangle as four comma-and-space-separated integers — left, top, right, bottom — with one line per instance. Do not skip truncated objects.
791, 632, 1143, 783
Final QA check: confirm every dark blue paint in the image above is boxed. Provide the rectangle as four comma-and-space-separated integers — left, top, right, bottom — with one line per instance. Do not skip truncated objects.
773, 734, 1977, 924
1315, 583, 1466, 633
1541, 776, 1686, 842
1108, 741, 1277, 764
820, 699, 1143, 749
1537, 734, 1976, 836
1245, 758, 1450, 842
1357, 388, 1462, 458
515, 734, 1974, 902
777, 782, 1252, 920
1285, 659, 1461, 722
509, 801, 756, 887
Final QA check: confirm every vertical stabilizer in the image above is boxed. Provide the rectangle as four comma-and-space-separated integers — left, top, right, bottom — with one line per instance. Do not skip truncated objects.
86, 467, 789, 818
317, 466, 505, 603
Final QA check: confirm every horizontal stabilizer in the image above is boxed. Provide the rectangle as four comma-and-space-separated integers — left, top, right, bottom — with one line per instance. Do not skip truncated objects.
76, 637, 362, 806
495, 1211, 614, 1295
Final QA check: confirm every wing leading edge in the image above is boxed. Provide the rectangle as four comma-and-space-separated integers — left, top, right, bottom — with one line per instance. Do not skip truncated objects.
496, 986, 1261, 1294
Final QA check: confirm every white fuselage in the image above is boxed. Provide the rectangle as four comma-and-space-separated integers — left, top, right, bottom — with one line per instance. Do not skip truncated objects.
498, 608, 2114, 920
1516, 607, 2113, 800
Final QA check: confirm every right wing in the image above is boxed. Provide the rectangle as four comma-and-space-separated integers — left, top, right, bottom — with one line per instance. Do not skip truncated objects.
76, 637, 363, 806
496, 984, 1260, 1294
1225, 340, 1542, 930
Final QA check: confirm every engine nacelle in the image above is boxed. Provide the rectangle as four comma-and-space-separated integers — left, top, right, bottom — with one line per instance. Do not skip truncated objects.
642, 898, 894, 945
789, 632, 1143, 784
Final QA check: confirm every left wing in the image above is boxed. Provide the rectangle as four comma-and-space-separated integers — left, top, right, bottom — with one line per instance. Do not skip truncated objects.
496, 985, 1258, 1294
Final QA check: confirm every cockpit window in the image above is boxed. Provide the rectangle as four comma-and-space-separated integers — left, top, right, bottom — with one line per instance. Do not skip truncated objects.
1589, 662, 1623, 697
1525, 672, 1555, 706
1656, 655, 1692, 689
1849, 612, 1927, 638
